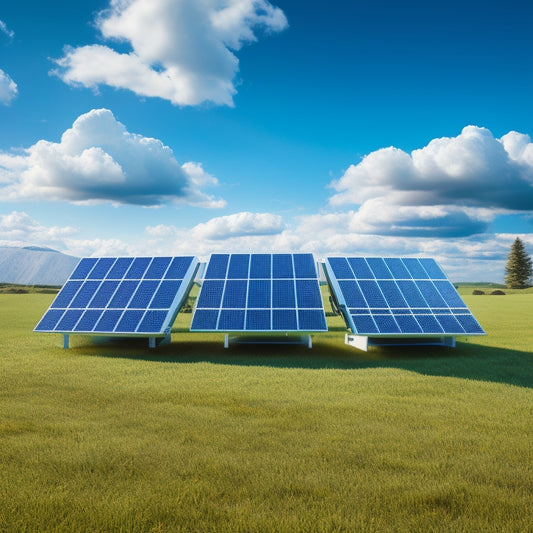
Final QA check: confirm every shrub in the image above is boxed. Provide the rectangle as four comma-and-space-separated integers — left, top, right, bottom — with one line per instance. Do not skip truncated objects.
472, 289, 485, 295
490, 289, 506, 295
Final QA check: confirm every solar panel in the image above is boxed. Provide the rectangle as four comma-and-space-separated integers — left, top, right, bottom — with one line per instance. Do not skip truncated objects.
191, 253, 327, 332
35, 256, 198, 337
325, 257, 485, 337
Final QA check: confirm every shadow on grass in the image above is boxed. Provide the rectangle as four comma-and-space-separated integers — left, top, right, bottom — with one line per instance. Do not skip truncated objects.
71, 333, 533, 389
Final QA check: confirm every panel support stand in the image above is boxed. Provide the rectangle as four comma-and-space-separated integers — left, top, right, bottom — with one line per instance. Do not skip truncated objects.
149, 337, 156, 349
442, 336, 456, 347
224, 334, 229, 349
345, 334, 369, 351
63, 334, 70, 349
307, 335, 312, 349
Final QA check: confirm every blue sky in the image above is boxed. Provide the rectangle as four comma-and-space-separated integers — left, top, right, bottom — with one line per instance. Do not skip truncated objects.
1, 0, 532, 281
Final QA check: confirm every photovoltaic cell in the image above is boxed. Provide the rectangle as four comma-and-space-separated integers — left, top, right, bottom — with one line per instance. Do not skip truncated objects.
34, 256, 198, 337
191, 253, 327, 332
325, 257, 485, 337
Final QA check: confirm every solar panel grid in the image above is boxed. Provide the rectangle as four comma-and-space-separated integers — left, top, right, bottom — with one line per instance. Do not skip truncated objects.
35, 256, 197, 336
325, 257, 484, 337
190, 253, 327, 332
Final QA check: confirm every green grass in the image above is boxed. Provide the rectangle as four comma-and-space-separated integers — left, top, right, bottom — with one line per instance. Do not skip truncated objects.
1, 291, 532, 532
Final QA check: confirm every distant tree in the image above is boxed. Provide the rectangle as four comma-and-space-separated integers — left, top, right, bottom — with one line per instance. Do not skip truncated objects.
505, 237, 532, 289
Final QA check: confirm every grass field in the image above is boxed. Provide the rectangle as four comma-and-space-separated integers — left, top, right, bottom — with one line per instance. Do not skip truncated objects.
1, 289, 532, 532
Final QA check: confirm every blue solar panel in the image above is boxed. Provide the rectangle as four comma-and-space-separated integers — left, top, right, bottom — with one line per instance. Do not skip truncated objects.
298, 309, 327, 330
419, 258, 446, 279
50, 281, 83, 308
70, 281, 100, 308
218, 309, 245, 330
205, 254, 229, 279
191, 253, 327, 331
74, 310, 103, 332
137, 310, 167, 333
246, 310, 271, 330
247, 280, 271, 308
367, 258, 393, 279
88, 258, 116, 279
348, 258, 374, 279
227, 254, 250, 279
273, 254, 294, 278
359, 280, 387, 308
403, 258, 429, 279
328, 257, 354, 279
196, 280, 224, 308
294, 254, 317, 278
272, 279, 295, 308
250, 254, 271, 278
89, 281, 120, 308
94, 310, 123, 332
115, 310, 144, 332
145, 257, 171, 279
338, 281, 367, 308
128, 280, 160, 308
35, 309, 64, 331
70, 258, 98, 279
165, 256, 195, 279
325, 257, 485, 337
35, 256, 198, 337
106, 257, 134, 279
150, 280, 182, 309
396, 280, 428, 308
125, 257, 151, 279
296, 280, 323, 308
384, 258, 411, 279
222, 280, 247, 308
56, 309, 83, 331
273, 309, 298, 330
109, 281, 139, 308
191, 309, 219, 330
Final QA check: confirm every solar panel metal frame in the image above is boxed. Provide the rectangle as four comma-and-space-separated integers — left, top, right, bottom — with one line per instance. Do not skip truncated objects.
190, 253, 328, 332
324, 256, 485, 339
34, 256, 199, 339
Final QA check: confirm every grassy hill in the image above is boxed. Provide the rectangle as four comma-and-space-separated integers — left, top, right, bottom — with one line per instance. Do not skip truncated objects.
1, 290, 532, 532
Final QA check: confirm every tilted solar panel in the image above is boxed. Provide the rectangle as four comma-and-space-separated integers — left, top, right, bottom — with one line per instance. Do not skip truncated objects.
325, 257, 485, 337
35, 256, 198, 337
191, 253, 327, 332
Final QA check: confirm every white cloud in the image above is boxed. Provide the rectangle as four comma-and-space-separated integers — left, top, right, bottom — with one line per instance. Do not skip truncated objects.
3, 208, 530, 282
329, 126, 533, 238
0, 108, 225, 207
0, 19, 14, 40
191, 211, 284, 240
0, 69, 17, 105
0, 211, 75, 248
54, 0, 288, 106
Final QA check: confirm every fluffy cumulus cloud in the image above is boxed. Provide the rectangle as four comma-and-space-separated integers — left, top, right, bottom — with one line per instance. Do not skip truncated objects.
0, 108, 225, 207
53, 0, 287, 106
0, 69, 17, 105
0, 211, 76, 248
191, 211, 284, 240
330, 126, 533, 237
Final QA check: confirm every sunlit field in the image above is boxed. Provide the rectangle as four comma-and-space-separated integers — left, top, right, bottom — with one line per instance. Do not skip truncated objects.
1, 288, 532, 532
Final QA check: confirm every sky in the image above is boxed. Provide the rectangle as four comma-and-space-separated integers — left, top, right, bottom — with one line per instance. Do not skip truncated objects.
1, 0, 533, 282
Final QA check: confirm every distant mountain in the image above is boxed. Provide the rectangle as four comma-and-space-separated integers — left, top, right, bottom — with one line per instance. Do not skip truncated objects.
0, 246, 79, 286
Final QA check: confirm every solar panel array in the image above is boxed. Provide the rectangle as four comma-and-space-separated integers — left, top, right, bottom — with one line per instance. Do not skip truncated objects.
325, 257, 485, 336
34, 256, 198, 336
191, 253, 327, 331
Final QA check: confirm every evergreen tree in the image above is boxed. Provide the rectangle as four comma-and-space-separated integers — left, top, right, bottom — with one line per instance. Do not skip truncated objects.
505, 237, 532, 289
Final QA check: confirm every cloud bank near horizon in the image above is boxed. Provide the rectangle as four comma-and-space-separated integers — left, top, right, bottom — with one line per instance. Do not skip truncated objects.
330, 126, 533, 238
53, 0, 288, 106
0, 108, 225, 207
